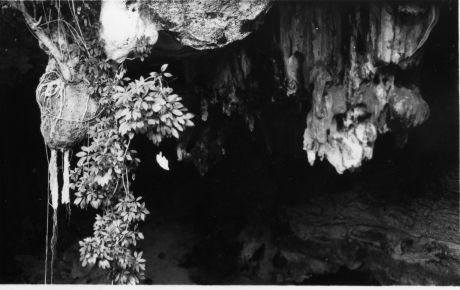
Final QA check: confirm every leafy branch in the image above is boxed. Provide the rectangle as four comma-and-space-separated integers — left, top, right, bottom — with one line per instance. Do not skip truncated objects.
70, 64, 194, 284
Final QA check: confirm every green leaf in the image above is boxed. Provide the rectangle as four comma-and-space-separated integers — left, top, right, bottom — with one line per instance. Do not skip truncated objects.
132, 110, 142, 120
167, 94, 178, 102
184, 113, 194, 119
171, 128, 179, 139
152, 103, 162, 112
114, 86, 125, 92
147, 118, 158, 125
74, 197, 82, 205
77, 157, 86, 167
160, 64, 168, 72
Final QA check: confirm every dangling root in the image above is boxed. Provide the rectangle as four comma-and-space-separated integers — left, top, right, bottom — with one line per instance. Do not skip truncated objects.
50, 150, 59, 210
50, 208, 58, 284
44, 146, 50, 284
48, 149, 59, 283
62, 150, 70, 205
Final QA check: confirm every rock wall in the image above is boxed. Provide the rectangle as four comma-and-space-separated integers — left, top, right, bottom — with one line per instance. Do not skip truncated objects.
295, 2, 436, 173
166, 2, 438, 174
100, 0, 271, 62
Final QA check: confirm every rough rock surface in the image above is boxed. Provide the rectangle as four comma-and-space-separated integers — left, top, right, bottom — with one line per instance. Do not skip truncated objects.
100, 0, 271, 62
285, 2, 437, 173
177, 2, 437, 174
100, 0, 159, 62
238, 167, 460, 285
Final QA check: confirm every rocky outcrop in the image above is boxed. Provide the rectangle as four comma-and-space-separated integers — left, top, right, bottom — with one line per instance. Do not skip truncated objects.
174, 2, 438, 174
100, 0, 271, 62
282, 2, 437, 173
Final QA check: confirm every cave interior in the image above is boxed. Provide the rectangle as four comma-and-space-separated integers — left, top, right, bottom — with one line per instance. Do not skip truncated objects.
0, 0, 458, 285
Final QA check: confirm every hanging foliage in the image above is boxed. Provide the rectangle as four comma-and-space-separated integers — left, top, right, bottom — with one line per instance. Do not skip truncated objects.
71, 65, 194, 284
3, 0, 194, 284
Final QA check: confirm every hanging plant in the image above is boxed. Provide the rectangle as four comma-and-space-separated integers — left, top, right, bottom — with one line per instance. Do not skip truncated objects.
2, 0, 194, 284
70, 64, 194, 284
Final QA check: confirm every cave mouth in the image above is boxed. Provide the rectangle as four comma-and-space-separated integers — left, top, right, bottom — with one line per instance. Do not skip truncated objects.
0, 0, 458, 285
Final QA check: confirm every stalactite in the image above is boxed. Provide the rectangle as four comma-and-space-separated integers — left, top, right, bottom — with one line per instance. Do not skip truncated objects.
296, 3, 437, 174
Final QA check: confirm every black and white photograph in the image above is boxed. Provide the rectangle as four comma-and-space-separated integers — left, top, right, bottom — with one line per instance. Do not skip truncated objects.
0, 0, 458, 286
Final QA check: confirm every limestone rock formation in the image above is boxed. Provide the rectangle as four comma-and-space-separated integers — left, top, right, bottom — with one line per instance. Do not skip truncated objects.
100, 0, 271, 62
171, 2, 437, 174
284, 2, 437, 174
100, 0, 160, 63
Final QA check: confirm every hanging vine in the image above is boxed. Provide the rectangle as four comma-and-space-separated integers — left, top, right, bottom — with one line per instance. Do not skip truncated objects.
71, 64, 194, 284
3, 0, 194, 284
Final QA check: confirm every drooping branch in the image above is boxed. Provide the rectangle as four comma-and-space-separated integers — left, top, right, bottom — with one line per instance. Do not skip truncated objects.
9, 0, 72, 81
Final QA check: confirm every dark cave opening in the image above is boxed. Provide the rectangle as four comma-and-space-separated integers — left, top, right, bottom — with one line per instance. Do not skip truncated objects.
0, 1, 458, 285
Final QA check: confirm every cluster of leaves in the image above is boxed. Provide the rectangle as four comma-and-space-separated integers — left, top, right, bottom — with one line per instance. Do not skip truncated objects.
78, 194, 149, 284
114, 64, 194, 144
131, 36, 154, 62
73, 31, 117, 87
71, 64, 194, 284
71, 115, 139, 210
